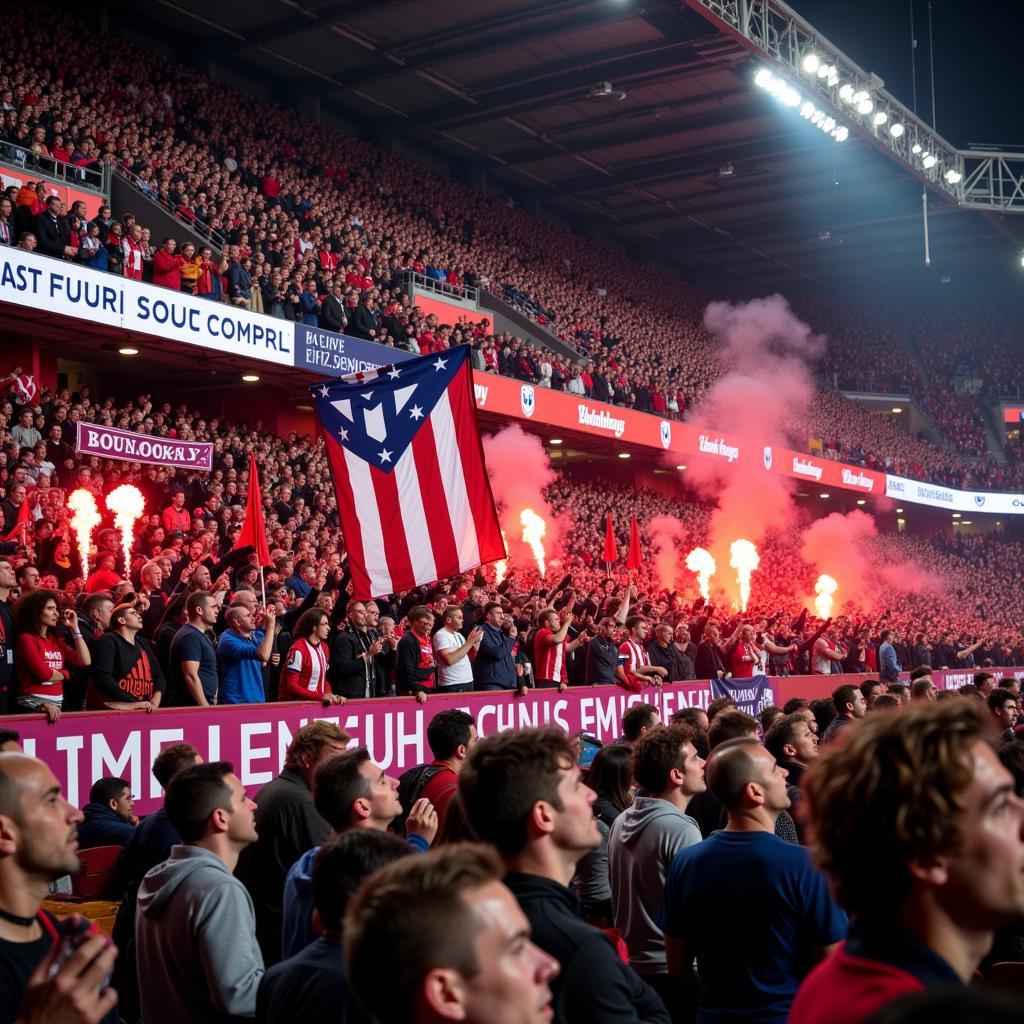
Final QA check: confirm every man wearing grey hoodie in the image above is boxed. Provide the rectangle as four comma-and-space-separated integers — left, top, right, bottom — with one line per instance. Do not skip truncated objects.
608, 724, 705, 1022
135, 762, 264, 1023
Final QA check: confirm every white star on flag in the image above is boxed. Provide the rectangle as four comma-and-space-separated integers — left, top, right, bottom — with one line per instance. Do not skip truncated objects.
319, 385, 330, 397
387, 367, 401, 380
338, 427, 349, 440
409, 405, 424, 420
433, 357, 448, 372
377, 448, 393, 464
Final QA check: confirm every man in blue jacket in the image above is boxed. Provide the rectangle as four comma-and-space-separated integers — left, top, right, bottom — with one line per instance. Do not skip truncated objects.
473, 602, 526, 694
878, 629, 901, 684
77, 776, 137, 848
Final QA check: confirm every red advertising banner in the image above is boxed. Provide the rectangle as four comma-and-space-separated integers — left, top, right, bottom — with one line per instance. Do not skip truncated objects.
471, 372, 886, 497
6, 665, 1010, 814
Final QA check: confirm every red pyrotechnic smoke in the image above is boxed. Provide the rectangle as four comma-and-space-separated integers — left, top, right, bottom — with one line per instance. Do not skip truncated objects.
483, 425, 559, 579
67, 489, 101, 581
682, 295, 824, 606
648, 515, 686, 591
106, 484, 145, 571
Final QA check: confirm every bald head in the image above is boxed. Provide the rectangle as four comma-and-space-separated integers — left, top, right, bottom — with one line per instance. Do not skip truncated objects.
705, 738, 771, 811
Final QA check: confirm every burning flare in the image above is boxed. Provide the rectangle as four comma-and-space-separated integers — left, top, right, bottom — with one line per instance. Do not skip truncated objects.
67, 489, 101, 581
106, 484, 145, 573
814, 574, 839, 619
520, 508, 547, 576
729, 539, 760, 612
495, 530, 509, 586
685, 547, 717, 602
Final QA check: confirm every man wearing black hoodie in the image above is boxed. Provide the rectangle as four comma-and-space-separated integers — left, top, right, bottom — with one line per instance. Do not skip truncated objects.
459, 727, 670, 1024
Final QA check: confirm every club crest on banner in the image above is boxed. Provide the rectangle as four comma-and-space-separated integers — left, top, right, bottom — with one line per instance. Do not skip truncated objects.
763, 446, 773, 471
520, 384, 536, 418
660, 420, 672, 449
974, 495, 986, 507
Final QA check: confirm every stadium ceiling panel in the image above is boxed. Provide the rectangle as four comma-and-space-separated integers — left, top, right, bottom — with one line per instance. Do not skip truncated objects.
110, 0, 1024, 287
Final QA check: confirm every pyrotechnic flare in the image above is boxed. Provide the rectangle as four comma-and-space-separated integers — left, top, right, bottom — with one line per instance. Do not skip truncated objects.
106, 484, 145, 573
67, 489, 101, 581
814, 574, 838, 619
495, 530, 509, 585
520, 508, 547, 576
686, 547, 717, 602
729, 539, 760, 612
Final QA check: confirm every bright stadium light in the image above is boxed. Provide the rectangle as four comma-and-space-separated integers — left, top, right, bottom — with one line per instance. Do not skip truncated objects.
856, 99, 873, 115
890, 122, 905, 137
945, 169, 962, 183
851, 90, 868, 105
754, 68, 772, 89
912, 142, 922, 154
838, 84, 854, 102
923, 154, 937, 168
826, 67, 839, 86
873, 111, 888, 126
802, 53, 821, 74
754, 67, 848, 144
832, 126, 849, 142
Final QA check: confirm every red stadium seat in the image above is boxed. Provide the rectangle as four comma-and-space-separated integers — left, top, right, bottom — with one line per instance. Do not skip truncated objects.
70, 845, 122, 900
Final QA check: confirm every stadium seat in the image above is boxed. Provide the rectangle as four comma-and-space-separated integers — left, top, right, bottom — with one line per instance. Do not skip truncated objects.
70, 845, 123, 900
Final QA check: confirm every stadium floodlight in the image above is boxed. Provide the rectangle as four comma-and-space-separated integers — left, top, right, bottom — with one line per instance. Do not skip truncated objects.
800, 100, 815, 118
838, 84, 854, 102
856, 99, 873, 115
832, 126, 849, 142
923, 154, 936, 169
754, 68, 772, 89
816, 63, 829, 78
851, 90, 868, 105
802, 53, 821, 74
822, 117, 836, 132
826, 67, 839, 86
889, 122, 905, 137
945, 169, 962, 184
911, 142, 922, 154
873, 111, 888, 126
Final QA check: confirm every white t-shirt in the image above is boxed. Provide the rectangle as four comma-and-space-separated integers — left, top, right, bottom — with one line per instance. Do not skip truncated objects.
433, 627, 474, 687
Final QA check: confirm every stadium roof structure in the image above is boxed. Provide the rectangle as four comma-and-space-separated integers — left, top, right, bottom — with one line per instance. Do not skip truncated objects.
109, 0, 1024, 290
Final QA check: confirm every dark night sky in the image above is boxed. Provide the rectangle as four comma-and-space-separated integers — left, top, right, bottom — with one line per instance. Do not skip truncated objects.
787, 0, 1024, 149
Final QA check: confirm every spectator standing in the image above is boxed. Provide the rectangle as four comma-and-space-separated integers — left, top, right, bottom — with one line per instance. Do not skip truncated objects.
647, 622, 696, 682
416, 710, 477, 830
168, 591, 219, 707
111, 743, 202, 1023
152, 238, 185, 290
433, 606, 483, 693
12, 589, 89, 722
135, 762, 264, 1023
609, 725, 704, 1019
473, 602, 523, 693
33, 194, 75, 259
217, 604, 276, 705
662, 738, 847, 1024
87, 602, 166, 711
281, 608, 344, 704
459, 727, 670, 1024
77, 776, 137, 849
0, 753, 118, 1024
534, 604, 583, 692
280, 747, 437, 959
236, 721, 350, 967
791, 702, 1024, 1023
329, 600, 384, 700
396, 605, 436, 704
878, 630, 901, 684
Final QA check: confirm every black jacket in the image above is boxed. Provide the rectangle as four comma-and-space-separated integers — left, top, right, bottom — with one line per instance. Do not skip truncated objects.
329, 627, 377, 699
319, 295, 346, 333
504, 873, 669, 1024
395, 630, 435, 695
88, 632, 167, 706
34, 210, 71, 258
646, 640, 695, 681
235, 767, 331, 968
694, 641, 728, 680
347, 302, 380, 340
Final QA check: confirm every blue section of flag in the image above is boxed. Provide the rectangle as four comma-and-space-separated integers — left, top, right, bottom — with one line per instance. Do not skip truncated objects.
311, 346, 470, 474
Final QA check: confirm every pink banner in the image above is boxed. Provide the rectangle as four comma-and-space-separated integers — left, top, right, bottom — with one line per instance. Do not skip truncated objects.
75, 422, 213, 471
4, 666, 1019, 814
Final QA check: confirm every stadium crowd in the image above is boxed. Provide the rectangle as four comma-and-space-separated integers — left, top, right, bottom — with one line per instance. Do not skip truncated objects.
4, 5, 1024, 492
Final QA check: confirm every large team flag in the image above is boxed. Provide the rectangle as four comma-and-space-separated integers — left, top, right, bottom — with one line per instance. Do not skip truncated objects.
232, 451, 272, 567
312, 346, 504, 599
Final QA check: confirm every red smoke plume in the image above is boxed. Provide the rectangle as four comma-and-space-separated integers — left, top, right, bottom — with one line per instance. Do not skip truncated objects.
483, 425, 560, 578
684, 295, 824, 607
647, 515, 687, 592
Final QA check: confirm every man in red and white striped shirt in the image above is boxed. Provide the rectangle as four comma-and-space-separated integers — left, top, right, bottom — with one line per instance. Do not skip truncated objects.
619, 616, 668, 693
533, 602, 585, 692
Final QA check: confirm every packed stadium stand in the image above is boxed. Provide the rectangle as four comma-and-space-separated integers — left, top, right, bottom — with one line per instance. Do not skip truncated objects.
2, 2, 1024, 1022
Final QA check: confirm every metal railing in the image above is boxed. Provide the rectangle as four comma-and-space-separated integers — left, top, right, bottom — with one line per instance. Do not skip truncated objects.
401, 268, 479, 304
0, 139, 110, 195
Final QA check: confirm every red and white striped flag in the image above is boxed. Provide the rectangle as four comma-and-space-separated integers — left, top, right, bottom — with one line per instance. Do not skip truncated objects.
312, 346, 504, 599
